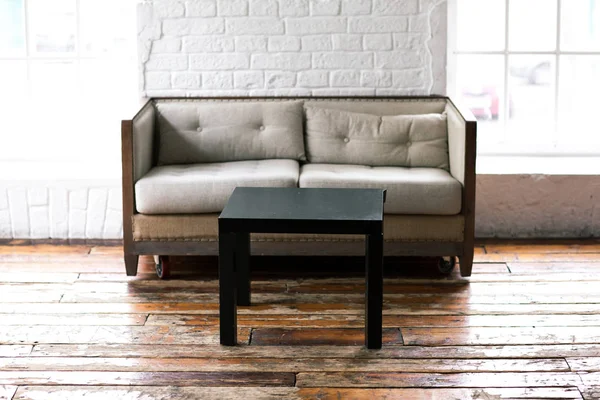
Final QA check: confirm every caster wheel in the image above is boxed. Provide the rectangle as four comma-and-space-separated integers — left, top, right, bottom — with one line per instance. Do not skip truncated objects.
155, 255, 171, 279
437, 256, 456, 275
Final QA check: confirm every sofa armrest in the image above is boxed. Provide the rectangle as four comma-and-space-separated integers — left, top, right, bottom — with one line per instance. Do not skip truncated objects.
446, 99, 476, 186
445, 97, 477, 276
122, 99, 155, 253
129, 100, 156, 183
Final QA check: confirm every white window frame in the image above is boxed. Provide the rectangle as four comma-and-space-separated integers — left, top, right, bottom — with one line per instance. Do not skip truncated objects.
1, 0, 138, 77
2, 0, 85, 102
447, 0, 600, 157
0, 0, 137, 172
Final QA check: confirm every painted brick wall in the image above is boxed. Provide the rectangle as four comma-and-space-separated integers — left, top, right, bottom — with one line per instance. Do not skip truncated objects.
0, 184, 123, 240
138, 0, 448, 96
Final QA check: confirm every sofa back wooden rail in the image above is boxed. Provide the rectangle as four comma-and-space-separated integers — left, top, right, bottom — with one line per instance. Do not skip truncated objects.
121, 96, 477, 277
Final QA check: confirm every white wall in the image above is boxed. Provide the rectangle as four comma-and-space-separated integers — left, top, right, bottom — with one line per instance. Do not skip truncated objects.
138, 0, 448, 96
476, 175, 600, 238
0, 183, 122, 240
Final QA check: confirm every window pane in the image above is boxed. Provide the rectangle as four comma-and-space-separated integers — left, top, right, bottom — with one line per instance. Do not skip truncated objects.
0, 61, 28, 160
79, 59, 138, 164
29, 61, 78, 104
80, 59, 136, 106
558, 56, 600, 150
507, 55, 556, 144
28, 0, 76, 54
456, 55, 505, 147
509, 0, 557, 51
79, 0, 136, 56
28, 61, 79, 161
0, 0, 25, 55
0, 61, 27, 103
456, 0, 506, 51
561, 0, 600, 51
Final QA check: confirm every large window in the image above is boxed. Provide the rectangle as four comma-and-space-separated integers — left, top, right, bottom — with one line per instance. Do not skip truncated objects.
0, 0, 137, 175
448, 0, 600, 156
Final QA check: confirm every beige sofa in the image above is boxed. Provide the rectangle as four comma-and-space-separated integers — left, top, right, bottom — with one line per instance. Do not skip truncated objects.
121, 96, 477, 277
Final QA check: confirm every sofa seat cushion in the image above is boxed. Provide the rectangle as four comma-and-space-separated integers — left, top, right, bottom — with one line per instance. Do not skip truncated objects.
299, 164, 462, 215
156, 101, 305, 165
135, 159, 300, 214
304, 106, 449, 169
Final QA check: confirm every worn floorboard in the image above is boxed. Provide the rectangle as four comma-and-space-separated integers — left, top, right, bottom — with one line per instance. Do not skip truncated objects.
26, 343, 600, 359
0, 314, 148, 326
145, 313, 600, 328
0, 386, 17, 400
250, 328, 404, 346
296, 387, 585, 399
9, 386, 587, 400
0, 357, 572, 373
295, 371, 585, 388
0, 371, 296, 386
0, 242, 599, 399
13, 386, 299, 400
0, 326, 252, 345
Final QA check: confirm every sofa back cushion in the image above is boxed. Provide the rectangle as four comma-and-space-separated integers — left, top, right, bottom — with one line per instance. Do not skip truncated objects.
156, 101, 305, 165
304, 106, 449, 170
303, 99, 447, 115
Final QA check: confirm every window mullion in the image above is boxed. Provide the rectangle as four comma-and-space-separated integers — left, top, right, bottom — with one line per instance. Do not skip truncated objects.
446, 0, 458, 96
554, 0, 562, 150
23, 0, 32, 101
75, 0, 83, 99
455, 50, 600, 56
503, 0, 510, 144
75, 0, 81, 57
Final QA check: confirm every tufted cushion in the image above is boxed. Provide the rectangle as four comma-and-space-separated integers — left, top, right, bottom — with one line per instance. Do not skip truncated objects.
299, 164, 462, 215
135, 159, 300, 214
156, 101, 305, 165
304, 106, 449, 169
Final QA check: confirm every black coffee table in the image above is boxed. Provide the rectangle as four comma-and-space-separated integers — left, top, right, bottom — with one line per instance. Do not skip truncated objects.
218, 187, 385, 349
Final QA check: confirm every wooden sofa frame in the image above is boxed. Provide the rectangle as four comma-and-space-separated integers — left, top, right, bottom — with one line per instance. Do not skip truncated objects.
121, 96, 477, 277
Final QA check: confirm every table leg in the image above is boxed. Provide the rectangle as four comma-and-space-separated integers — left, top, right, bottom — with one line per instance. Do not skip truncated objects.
365, 232, 383, 349
219, 232, 237, 346
236, 232, 251, 306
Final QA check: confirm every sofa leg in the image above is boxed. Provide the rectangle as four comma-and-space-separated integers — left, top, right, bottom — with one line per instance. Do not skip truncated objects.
459, 249, 473, 277
124, 254, 139, 276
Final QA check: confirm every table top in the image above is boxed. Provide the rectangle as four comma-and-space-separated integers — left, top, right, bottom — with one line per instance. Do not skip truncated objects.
219, 187, 385, 223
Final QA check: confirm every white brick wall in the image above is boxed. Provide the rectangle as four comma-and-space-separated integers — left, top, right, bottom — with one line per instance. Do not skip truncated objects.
139, 0, 448, 96
0, 183, 123, 239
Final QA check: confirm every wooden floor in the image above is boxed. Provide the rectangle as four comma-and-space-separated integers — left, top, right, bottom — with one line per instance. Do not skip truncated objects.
1, 241, 600, 399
